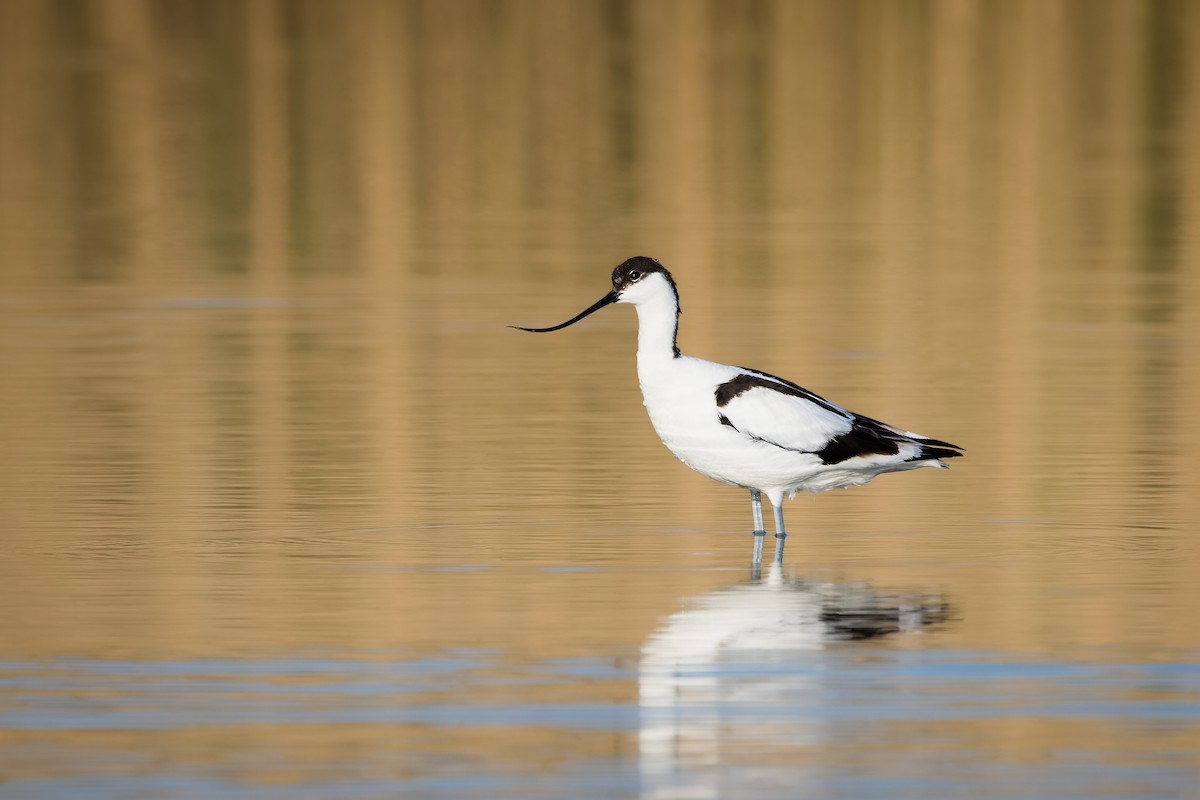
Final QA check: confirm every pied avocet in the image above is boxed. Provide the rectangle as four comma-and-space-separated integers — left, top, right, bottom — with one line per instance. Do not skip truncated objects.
513, 257, 962, 562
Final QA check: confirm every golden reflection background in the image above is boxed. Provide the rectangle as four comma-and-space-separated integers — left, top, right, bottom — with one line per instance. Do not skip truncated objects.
1, 0, 1198, 742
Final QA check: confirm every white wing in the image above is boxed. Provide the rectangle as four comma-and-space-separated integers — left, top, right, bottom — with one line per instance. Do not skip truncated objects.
716, 371, 853, 453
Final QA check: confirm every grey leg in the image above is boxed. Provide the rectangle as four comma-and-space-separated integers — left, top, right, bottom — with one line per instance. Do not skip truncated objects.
750, 489, 765, 566
772, 502, 787, 564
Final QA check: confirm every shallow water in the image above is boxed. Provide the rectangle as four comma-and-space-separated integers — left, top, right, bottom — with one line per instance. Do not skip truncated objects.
2, 2, 1200, 798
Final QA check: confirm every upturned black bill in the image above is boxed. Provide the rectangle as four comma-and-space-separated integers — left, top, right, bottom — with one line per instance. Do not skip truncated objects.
510, 290, 619, 333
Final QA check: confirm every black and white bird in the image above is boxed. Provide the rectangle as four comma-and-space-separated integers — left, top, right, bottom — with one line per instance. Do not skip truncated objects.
513, 257, 962, 562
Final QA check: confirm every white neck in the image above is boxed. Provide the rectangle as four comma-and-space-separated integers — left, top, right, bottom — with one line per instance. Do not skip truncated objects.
633, 292, 680, 367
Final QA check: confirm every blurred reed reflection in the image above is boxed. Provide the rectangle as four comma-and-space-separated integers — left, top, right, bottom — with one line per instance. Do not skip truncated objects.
0, 0, 1199, 796
0, 0, 1197, 644
0, 0, 1196, 645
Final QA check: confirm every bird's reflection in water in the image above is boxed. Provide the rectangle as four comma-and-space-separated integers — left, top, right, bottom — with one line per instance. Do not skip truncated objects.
638, 561, 950, 799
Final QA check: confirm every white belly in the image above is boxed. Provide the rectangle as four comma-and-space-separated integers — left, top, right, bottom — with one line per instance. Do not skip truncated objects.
638, 357, 818, 495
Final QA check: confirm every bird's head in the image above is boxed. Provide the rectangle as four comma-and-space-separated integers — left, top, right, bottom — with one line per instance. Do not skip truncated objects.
511, 256, 678, 333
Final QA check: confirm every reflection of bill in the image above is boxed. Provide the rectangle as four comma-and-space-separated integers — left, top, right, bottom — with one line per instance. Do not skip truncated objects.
638, 565, 949, 799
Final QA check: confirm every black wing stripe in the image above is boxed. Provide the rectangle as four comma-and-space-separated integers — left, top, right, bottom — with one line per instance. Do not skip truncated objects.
917, 444, 964, 461
815, 423, 901, 464
845, 415, 964, 463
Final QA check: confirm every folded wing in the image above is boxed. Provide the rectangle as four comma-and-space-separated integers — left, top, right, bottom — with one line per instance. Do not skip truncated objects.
715, 372, 854, 453
716, 370, 964, 466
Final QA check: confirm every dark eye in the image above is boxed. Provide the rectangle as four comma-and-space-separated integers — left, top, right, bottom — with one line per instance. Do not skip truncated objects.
629, 270, 641, 282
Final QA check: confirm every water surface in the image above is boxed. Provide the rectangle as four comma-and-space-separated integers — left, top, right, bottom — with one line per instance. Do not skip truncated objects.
2, 2, 1199, 798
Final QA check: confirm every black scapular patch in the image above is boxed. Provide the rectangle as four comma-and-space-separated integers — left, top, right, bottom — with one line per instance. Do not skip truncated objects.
714, 372, 846, 416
